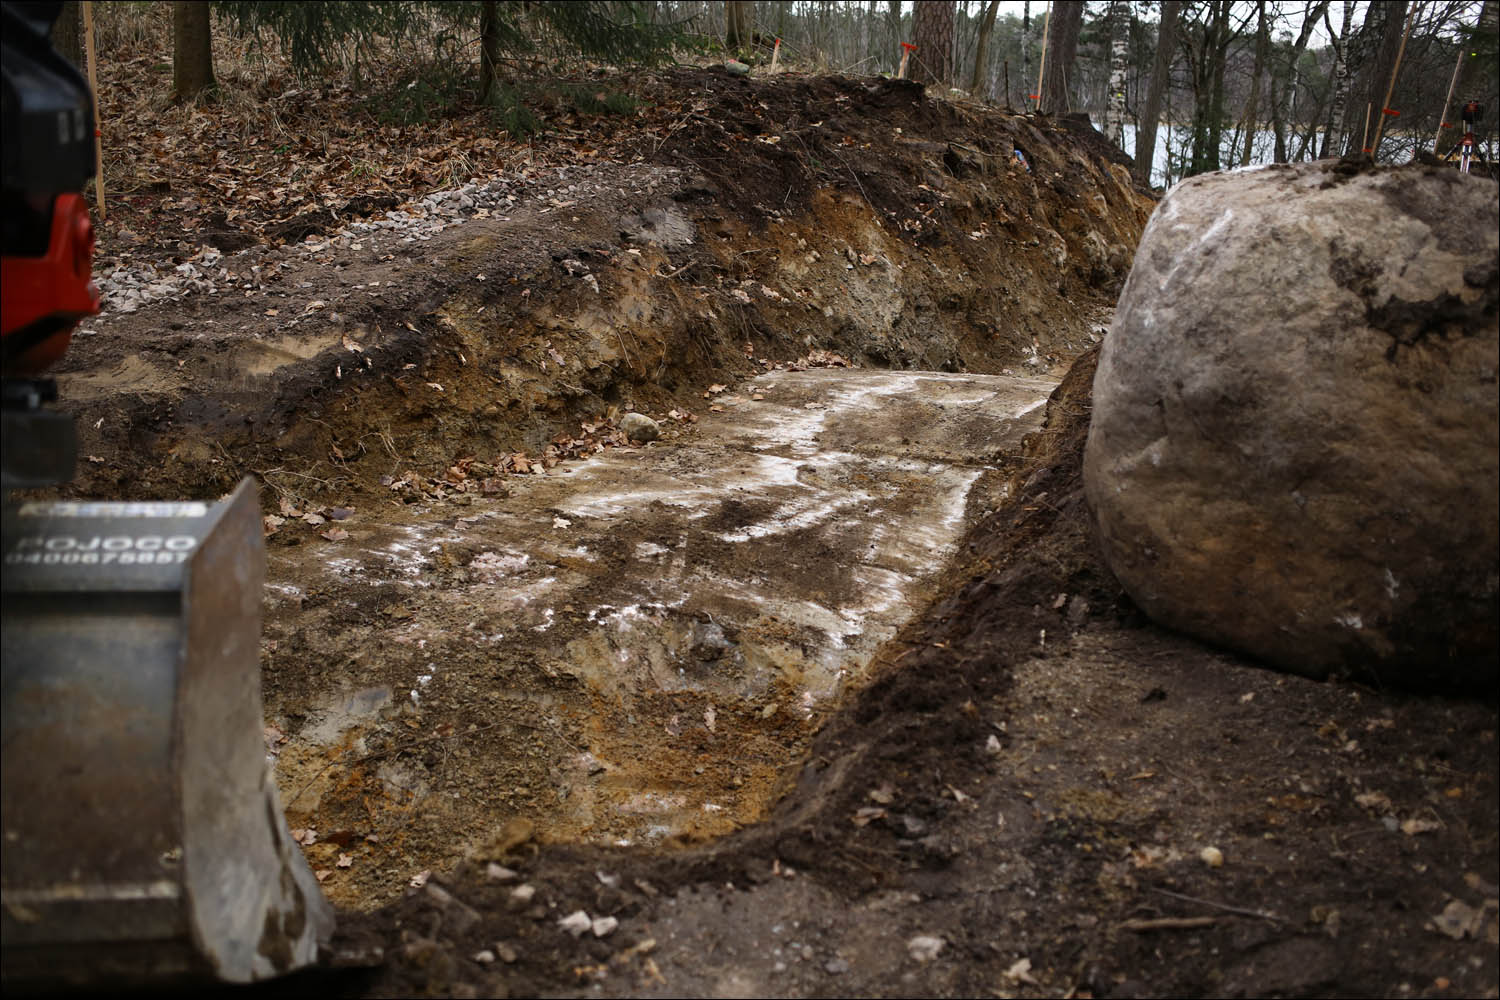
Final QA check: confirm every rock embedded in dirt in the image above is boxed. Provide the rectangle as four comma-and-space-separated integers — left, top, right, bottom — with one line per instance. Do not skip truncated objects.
619, 412, 661, 443
907, 935, 945, 962
1085, 160, 1499, 693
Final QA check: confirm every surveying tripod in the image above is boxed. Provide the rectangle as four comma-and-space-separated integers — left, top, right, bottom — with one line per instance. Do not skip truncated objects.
1449, 100, 1485, 174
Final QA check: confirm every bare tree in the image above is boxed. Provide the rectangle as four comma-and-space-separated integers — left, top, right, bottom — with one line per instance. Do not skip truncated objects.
1134, 0, 1181, 185
1270, 1, 1330, 163
911, 1, 954, 87
1040, 0, 1083, 113
1321, 0, 1356, 156
1348, 1, 1407, 154
172, 0, 215, 101
970, 0, 1001, 97
726, 0, 753, 50
1236, 0, 1269, 166
1105, 0, 1130, 146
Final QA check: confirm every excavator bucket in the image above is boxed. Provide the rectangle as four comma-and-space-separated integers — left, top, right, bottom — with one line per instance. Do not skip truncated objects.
1, 479, 334, 986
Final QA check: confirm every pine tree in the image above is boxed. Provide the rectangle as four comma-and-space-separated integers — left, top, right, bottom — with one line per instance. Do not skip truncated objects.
911, 1, 954, 88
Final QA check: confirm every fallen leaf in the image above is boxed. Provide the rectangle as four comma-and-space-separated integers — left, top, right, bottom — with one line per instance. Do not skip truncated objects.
1433, 898, 1484, 939
704, 705, 716, 732
1004, 957, 1038, 984
426, 382, 444, 392
302, 512, 326, 526
1402, 817, 1442, 836
409, 870, 430, 888
336, 853, 353, 868
322, 527, 349, 541
315, 870, 332, 882
263, 514, 285, 535
553, 516, 571, 529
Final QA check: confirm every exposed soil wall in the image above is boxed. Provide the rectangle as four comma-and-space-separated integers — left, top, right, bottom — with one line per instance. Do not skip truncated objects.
52, 72, 1151, 509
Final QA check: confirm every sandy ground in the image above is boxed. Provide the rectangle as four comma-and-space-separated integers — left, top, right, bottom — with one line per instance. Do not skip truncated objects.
261, 367, 1059, 911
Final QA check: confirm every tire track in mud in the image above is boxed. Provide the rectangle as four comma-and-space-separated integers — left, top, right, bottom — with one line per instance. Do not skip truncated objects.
260, 368, 1056, 910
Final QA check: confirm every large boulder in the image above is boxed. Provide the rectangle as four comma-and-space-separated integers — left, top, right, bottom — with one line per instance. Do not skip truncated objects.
1084, 161, 1498, 693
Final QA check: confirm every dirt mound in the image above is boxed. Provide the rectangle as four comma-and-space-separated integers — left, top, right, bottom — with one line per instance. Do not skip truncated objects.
50, 69, 1149, 513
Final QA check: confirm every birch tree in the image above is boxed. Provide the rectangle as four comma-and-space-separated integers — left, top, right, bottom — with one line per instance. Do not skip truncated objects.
1105, 0, 1130, 147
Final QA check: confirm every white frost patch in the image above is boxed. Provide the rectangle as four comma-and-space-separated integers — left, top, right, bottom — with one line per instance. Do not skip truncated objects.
717, 491, 871, 543
1014, 398, 1047, 419
266, 583, 303, 598
634, 541, 669, 559
1384, 568, 1399, 601
532, 608, 555, 632
1334, 612, 1364, 630
470, 550, 530, 576
617, 792, 688, 814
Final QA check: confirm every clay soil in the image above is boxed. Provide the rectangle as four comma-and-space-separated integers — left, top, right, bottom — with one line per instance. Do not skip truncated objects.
23, 51, 1499, 1000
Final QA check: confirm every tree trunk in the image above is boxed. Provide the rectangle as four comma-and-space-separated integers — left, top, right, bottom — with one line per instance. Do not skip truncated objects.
1322, 0, 1354, 156
1021, 1, 1031, 107
1040, 1, 1083, 114
172, 0, 215, 102
1134, 0, 1180, 186
970, 0, 1000, 97
888, 0, 902, 69
1237, 0, 1268, 166
1348, 1, 1405, 155
480, 0, 501, 103
1188, 0, 1230, 177
726, 1, 753, 51
51, 1, 84, 68
1105, 0, 1131, 147
910, 1, 954, 88
1205, 5, 1228, 172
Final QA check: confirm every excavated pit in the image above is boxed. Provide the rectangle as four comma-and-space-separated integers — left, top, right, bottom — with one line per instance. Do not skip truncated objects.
262, 367, 1057, 909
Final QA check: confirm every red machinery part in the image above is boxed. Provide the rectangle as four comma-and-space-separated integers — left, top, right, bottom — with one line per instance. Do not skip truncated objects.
1, 192, 100, 376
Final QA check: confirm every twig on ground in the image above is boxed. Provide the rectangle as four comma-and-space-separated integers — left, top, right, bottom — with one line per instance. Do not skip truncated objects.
1150, 887, 1283, 924
1120, 916, 1219, 932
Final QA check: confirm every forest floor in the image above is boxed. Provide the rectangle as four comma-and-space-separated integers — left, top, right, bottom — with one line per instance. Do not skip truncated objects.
24, 23, 1500, 999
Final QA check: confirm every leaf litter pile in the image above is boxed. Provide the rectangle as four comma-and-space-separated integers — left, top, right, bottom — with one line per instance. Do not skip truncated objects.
44, 11, 1500, 998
